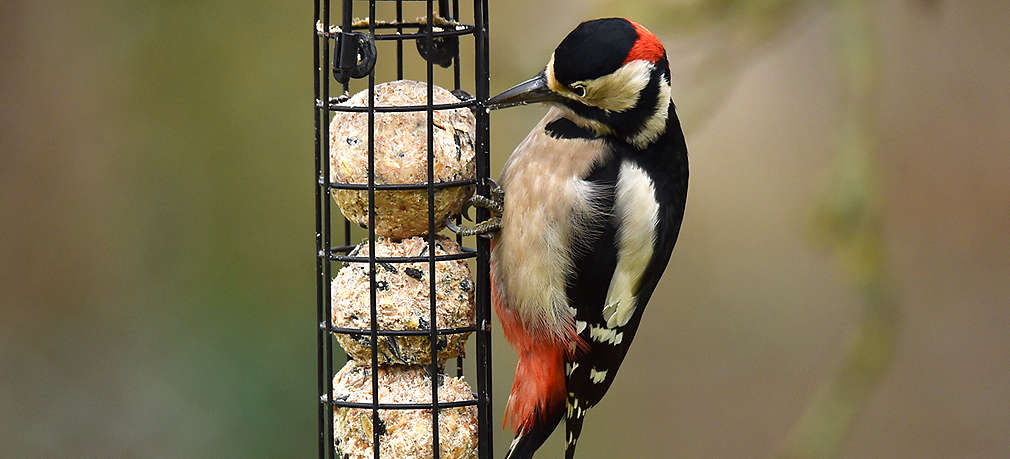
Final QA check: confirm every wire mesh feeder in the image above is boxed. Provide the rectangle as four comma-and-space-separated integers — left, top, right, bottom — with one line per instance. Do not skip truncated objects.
313, 1, 492, 458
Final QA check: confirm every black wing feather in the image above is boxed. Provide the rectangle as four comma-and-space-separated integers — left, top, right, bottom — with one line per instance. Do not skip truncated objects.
563, 111, 689, 458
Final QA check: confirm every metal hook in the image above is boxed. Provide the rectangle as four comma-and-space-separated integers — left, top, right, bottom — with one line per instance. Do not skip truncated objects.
416, 23, 458, 68
332, 31, 376, 84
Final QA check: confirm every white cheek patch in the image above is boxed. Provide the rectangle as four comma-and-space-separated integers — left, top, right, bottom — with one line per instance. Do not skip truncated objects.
582, 60, 653, 113
604, 161, 660, 328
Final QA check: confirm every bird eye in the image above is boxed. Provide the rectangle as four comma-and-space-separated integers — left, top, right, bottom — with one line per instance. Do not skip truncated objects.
571, 84, 586, 97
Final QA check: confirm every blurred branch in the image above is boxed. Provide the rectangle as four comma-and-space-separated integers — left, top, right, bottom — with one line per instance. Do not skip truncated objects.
779, 0, 900, 457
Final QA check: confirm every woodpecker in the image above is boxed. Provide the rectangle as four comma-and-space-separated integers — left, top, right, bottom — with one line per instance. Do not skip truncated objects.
452, 17, 689, 458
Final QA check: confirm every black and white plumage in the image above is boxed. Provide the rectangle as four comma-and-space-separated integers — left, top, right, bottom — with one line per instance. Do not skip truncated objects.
460, 17, 690, 458
562, 103, 688, 459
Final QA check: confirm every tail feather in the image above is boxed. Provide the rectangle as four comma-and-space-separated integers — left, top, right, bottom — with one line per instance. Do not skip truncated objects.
504, 408, 563, 459
499, 324, 569, 458
564, 394, 588, 459
492, 244, 578, 458
492, 265, 569, 436
504, 343, 567, 432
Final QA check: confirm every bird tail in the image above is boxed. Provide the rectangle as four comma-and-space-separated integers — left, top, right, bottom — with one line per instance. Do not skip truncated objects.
564, 398, 587, 459
493, 286, 567, 458
504, 403, 563, 459
491, 244, 578, 458
499, 326, 568, 458
503, 340, 567, 431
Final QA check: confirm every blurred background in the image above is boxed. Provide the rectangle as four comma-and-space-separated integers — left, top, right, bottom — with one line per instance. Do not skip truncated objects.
2, 0, 1007, 457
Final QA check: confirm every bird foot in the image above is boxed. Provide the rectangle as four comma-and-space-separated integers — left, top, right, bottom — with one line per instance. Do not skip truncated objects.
447, 179, 504, 239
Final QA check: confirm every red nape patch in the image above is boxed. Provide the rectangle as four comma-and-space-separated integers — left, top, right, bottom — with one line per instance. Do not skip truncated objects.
623, 20, 665, 64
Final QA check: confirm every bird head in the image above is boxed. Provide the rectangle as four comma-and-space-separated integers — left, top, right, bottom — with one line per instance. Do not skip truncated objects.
489, 18, 673, 148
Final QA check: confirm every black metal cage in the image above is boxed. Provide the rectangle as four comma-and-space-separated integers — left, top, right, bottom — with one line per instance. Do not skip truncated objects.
313, 0, 492, 458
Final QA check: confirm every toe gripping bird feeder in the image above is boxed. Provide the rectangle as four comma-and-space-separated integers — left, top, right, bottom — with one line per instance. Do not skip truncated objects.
314, 0, 492, 458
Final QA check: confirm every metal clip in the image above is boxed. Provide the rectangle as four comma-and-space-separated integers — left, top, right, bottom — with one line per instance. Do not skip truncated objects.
416, 24, 458, 68
332, 31, 376, 84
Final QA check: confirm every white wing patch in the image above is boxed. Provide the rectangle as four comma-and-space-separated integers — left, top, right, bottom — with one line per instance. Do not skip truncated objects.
589, 368, 608, 384
588, 324, 623, 345
604, 162, 660, 328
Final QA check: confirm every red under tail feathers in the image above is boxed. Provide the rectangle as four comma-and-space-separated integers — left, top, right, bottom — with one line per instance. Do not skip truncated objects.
504, 337, 566, 434
490, 251, 584, 434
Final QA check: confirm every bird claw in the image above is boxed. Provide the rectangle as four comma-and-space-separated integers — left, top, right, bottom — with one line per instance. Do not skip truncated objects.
446, 216, 501, 239
447, 179, 504, 238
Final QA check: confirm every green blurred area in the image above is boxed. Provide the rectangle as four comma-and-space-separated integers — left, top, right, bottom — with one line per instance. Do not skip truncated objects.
1, 0, 1007, 457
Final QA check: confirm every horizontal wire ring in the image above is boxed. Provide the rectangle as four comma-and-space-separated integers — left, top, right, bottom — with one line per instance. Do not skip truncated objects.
317, 98, 476, 113
316, 23, 476, 41
326, 247, 477, 263
324, 178, 477, 190
325, 324, 477, 336
324, 398, 479, 410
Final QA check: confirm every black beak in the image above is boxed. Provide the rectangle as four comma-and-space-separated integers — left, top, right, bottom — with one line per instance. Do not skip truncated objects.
487, 71, 563, 110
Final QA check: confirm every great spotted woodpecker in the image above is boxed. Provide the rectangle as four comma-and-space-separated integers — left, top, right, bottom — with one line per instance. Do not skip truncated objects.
452, 17, 689, 458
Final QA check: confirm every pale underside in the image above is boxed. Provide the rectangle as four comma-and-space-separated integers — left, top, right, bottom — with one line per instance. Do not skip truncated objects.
492, 107, 611, 342
492, 107, 660, 342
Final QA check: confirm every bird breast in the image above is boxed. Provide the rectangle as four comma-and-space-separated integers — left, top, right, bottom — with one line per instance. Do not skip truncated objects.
491, 107, 611, 342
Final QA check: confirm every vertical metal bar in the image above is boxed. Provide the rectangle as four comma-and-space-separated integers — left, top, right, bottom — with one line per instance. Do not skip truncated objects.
451, 0, 461, 91
425, 2, 442, 458
344, 212, 352, 248
323, 1, 336, 458
367, 6, 381, 459
341, 0, 352, 91
472, 0, 493, 455
343, 0, 352, 247
395, 0, 403, 80
451, 0, 464, 380
314, 0, 325, 456
481, 1, 493, 451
